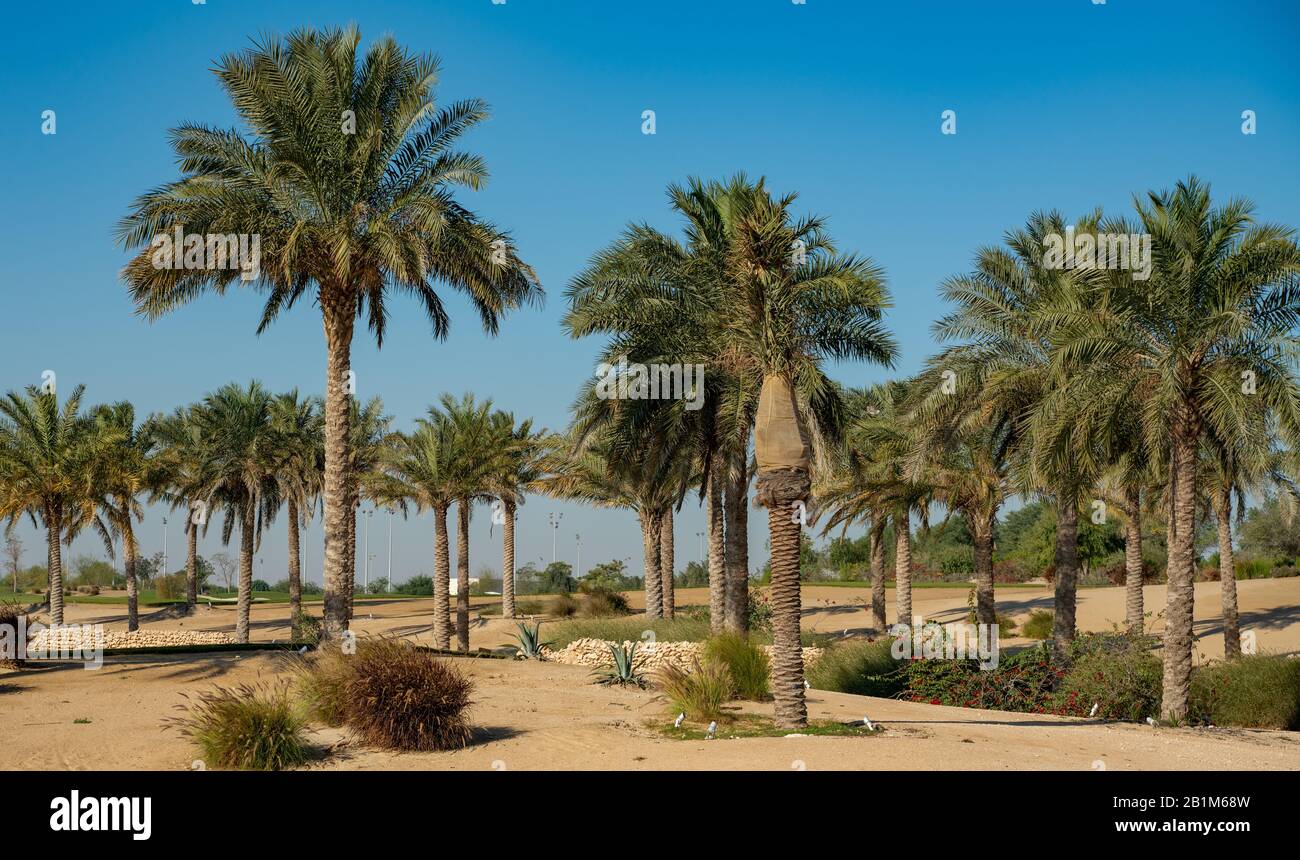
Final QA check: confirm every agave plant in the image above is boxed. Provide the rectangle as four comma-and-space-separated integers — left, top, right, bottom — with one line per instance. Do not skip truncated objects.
511, 621, 548, 660
593, 642, 647, 688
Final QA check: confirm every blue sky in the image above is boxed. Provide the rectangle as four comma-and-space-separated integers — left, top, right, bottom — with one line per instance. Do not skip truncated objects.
1, 0, 1298, 586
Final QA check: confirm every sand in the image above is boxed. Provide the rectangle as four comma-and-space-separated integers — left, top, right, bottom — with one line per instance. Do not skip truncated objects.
2, 578, 1297, 770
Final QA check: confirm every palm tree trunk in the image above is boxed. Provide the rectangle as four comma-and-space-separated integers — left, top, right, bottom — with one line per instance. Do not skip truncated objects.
659, 507, 675, 619
971, 510, 996, 627
343, 500, 357, 622
1215, 486, 1241, 658
235, 504, 255, 644
320, 294, 354, 639
1123, 486, 1144, 634
123, 523, 139, 633
869, 521, 887, 633
756, 468, 809, 729
185, 518, 198, 609
287, 497, 302, 642
1162, 411, 1200, 720
723, 447, 750, 631
640, 510, 663, 620
502, 499, 517, 619
433, 503, 451, 649
894, 508, 913, 627
456, 498, 471, 652
707, 469, 726, 633
1051, 495, 1080, 658
45, 505, 64, 626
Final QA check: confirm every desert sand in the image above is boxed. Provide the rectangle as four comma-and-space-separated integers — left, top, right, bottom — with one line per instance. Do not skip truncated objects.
2, 579, 1298, 771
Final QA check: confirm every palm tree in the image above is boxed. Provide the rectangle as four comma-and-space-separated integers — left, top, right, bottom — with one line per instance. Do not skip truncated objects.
0, 385, 99, 625
370, 416, 459, 649
117, 26, 542, 639
271, 391, 323, 641
190, 382, 280, 643
91, 402, 155, 632
484, 410, 544, 619
1046, 178, 1300, 718
150, 405, 211, 609
344, 397, 390, 623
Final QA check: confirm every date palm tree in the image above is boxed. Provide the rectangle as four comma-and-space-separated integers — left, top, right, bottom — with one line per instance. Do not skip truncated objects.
1046, 178, 1300, 718
271, 391, 323, 641
0, 385, 99, 625
484, 410, 545, 619
344, 397, 390, 623
190, 382, 281, 643
117, 26, 541, 639
150, 405, 212, 608
91, 402, 156, 632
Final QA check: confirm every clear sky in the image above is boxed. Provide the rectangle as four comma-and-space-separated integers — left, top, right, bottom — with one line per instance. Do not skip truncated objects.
1, 0, 1297, 587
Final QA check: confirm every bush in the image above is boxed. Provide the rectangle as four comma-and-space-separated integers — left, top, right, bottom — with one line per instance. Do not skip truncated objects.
155, 572, 187, 601
655, 659, 732, 722
292, 610, 321, 646
549, 592, 579, 618
251, 579, 271, 592
340, 638, 475, 750
1190, 654, 1300, 730
581, 589, 630, 617
295, 644, 355, 726
904, 647, 1065, 713
747, 590, 773, 632
396, 575, 433, 596
1054, 648, 1162, 721
703, 632, 770, 700
168, 682, 309, 771
806, 639, 905, 697
1021, 610, 1054, 640
547, 617, 712, 649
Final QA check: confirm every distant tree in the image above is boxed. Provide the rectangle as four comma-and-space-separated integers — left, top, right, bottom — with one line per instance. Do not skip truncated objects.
1238, 497, 1300, 563
4, 536, 22, 593
674, 560, 709, 588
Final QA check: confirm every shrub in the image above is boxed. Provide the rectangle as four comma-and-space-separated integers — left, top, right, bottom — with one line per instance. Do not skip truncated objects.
703, 632, 770, 700
1020, 610, 1054, 640
292, 610, 321, 646
1054, 648, 1162, 721
341, 638, 474, 750
154, 573, 187, 601
1190, 654, 1300, 730
168, 682, 309, 771
581, 589, 630, 617
549, 592, 579, 618
903, 647, 1065, 713
294, 644, 355, 726
511, 621, 548, 659
655, 659, 732, 722
592, 642, 647, 688
747, 590, 773, 632
805, 639, 905, 697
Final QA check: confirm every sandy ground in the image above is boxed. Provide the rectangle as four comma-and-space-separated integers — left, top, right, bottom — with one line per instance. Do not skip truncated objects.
3, 579, 1297, 770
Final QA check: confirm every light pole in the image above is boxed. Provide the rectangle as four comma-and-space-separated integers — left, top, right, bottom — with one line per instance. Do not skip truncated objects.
696, 531, 704, 564
363, 508, 373, 596
386, 508, 393, 593
575, 533, 582, 580
161, 517, 169, 578
548, 512, 563, 564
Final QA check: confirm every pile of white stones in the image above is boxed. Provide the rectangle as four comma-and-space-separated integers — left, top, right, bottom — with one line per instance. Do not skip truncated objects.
542, 637, 823, 673
25, 628, 235, 651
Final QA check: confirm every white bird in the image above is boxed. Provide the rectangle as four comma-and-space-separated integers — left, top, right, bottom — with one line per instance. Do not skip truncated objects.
706, 721, 717, 739
804, 680, 811, 689
863, 716, 875, 731
1146, 717, 1157, 727
298, 646, 309, 655
1089, 703, 1099, 718
674, 712, 685, 729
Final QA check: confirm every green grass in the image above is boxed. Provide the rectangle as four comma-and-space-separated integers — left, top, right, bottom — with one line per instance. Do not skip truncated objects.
547, 617, 712, 648
702, 632, 770, 701
1190, 654, 1300, 730
805, 639, 907, 697
167, 681, 311, 771
1021, 609, 1054, 640
655, 713, 882, 740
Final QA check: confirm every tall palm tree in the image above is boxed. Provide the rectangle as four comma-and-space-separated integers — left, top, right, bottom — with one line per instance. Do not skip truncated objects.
117, 26, 542, 639
271, 391, 323, 641
344, 397, 390, 623
370, 416, 459, 649
484, 410, 544, 619
150, 405, 211, 609
1047, 178, 1300, 718
91, 402, 155, 632
190, 382, 280, 643
0, 385, 99, 626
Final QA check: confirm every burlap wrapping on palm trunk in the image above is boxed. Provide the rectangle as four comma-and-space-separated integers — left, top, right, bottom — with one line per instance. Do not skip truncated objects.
754, 374, 811, 471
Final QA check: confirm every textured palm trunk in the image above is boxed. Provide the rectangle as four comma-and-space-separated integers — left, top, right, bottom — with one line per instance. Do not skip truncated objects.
723, 448, 750, 631
320, 294, 355, 639
1215, 486, 1241, 659
659, 507, 675, 619
287, 497, 302, 642
185, 518, 198, 608
502, 499, 517, 619
1051, 496, 1080, 658
1123, 486, 1144, 634
123, 524, 139, 633
869, 521, 887, 633
1162, 413, 1200, 720
456, 498, 471, 652
235, 504, 255, 644
756, 467, 810, 729
45, 505, 64, 626
432, 503, 451, 649
894, 510, 912, 627
343, 501, 357, 622
706, 469, 726, 633
640, 510, 663, 620
971, 510, 996, 627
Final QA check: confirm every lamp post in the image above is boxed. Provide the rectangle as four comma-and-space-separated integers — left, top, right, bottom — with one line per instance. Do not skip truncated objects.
575, 533, 582, 580
386, 508, 392, 593
363, 507, 373, 595
548, 512, 563, 564
161, 517, 169, 578
696, 530, 704, 564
